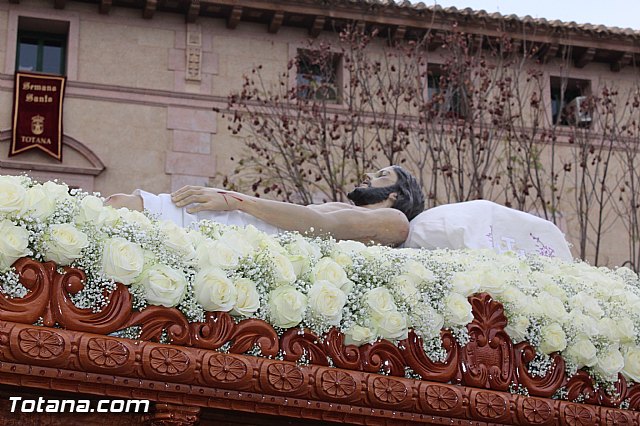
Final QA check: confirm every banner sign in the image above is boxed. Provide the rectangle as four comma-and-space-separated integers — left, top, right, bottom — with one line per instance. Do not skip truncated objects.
11, 72, 66, 161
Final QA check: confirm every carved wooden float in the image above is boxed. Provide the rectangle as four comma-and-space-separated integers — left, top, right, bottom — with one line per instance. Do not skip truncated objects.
0, 258, 638, 425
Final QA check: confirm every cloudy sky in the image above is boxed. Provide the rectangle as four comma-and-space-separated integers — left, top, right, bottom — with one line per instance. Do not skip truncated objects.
428, 0, 640, 30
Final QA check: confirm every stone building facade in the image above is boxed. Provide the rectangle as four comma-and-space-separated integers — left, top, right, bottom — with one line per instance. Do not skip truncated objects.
0, 0, 639, 264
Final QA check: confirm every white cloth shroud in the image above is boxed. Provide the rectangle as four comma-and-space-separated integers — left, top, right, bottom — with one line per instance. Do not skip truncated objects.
403, 199, 573, 260
134, 190, 281, 235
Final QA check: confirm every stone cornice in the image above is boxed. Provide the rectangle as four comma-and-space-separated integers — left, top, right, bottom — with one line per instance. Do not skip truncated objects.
6, 0, 640, 57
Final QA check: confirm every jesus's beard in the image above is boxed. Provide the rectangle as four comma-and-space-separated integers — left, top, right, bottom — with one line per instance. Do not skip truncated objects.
347, 185, 397, 207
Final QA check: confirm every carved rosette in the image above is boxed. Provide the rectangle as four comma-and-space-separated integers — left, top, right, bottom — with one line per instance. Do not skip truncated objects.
517, 397, 554, 425
12, 327, 69, 367
78, 336, 135, 375
142, 346, 194, 381
371, 376, 409, 407
468, 391, 510, 423
317, 369, 358, 401
261, 362, 306, 395
422, 384, 461, 414
87, 338, 129, 367
202, 353, 251, 388
562, 404, 596, 426
604, 409, 633, 426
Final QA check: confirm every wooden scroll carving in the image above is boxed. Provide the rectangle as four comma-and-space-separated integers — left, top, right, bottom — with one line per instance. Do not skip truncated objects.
0, 258, 639, 425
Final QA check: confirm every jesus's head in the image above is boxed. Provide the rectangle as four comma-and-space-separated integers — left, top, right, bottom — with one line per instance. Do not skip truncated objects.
347, 165, 424, 221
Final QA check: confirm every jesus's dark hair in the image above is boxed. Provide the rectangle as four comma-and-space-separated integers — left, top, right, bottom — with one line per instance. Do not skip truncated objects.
390, 165, 425, 221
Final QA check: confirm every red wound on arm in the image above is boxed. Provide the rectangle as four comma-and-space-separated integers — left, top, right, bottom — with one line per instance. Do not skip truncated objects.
216, 190, 243, 206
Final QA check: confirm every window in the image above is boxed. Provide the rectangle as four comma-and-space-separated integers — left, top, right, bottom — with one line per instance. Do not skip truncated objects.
426, 64, 467, 119
550, 76, 592, 127
296, 49, 341, 102
16, 17, 68, 75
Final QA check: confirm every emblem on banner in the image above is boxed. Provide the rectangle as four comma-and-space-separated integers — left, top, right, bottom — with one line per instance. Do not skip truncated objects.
31, 115, 44, 135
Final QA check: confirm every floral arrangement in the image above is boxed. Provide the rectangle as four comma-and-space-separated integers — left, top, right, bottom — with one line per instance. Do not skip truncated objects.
1, 175, 640, 390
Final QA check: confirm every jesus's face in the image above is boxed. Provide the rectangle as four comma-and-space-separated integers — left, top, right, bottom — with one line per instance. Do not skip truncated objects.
360, 166, 398, 188
347, 167, 399, 207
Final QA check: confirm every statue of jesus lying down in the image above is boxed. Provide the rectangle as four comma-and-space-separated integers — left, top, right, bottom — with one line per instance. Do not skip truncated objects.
106, 165, 423, 247
106, 165, 573, 260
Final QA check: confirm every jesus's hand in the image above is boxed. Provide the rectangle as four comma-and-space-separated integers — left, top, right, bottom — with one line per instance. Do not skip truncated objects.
171, 186, 244, 213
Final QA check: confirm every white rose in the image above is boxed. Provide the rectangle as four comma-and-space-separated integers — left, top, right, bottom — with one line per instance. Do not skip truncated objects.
0, 176, 26, 214
403, 260, 435, 283
308, 280, 347, 326
22, 185, 57, 220
392, 274, 420, 304
231, 278, 260, 317
451, 272, 480, 297
219, 230, 254, 257
617, 291, 640, 311
540, 323, 567, 354
330, 248, 353, 269
536, 292, 567, 322
565, 310, 599, 337
76, 195, 119, 228
101, 237, 145, 285
570, 292, 604, 319
505, 315, 530, 343
271, 251, 296, 285
76, 195, 104, 224
363, 245, 388, 259
287, 254, 310, 277
444, 292, 474, 326
117, 208, 152, 231
42, 181, 71, 204
374, 311, 408, 340
541, 282, 568, 302
343, 325, 376, 346
593, 275, 626, 299
501, 287, 529, 310
622, 346, 640, 383
186, 229, 208, 248
479, 267, 515, 296
365, 287, 397, 317
286, 234, 321, 262
139, 264, 187, 307
159, 221, 196, 258
565, 338, 598, 368
616, 318, 636, 344
598, 318, 621, 342
237, 225, 269, 250
595, 345, 625, 380
195, 239, 240, 270
335, 240, 366, 255
268, 285, 307, 328
45, 223, 89, 265
310, 257, 351, 290
193, 267, 237, 312
0, 220, 30, 270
